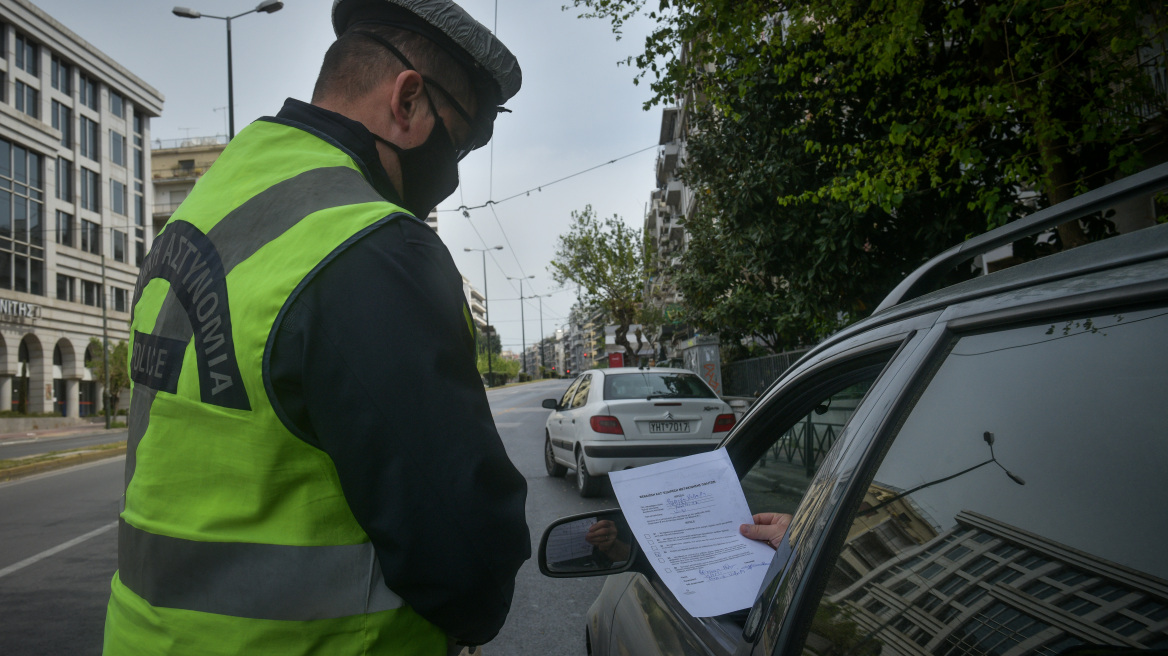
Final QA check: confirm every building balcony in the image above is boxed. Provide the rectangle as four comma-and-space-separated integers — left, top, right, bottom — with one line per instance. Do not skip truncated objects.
665, 179, 683, 209
656, 143, 680, 186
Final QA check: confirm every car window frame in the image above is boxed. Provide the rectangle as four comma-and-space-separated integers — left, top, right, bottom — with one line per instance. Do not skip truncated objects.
572, 374, 593, 409
765, 290, 1168, 656
560, 378, 583, 408
606, 318, 936, 656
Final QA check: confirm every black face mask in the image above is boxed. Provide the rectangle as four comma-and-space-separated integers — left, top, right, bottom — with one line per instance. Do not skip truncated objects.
374, 110, 459, 218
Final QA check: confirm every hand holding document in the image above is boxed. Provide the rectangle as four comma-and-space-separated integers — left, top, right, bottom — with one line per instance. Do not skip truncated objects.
609, 449, 774, 617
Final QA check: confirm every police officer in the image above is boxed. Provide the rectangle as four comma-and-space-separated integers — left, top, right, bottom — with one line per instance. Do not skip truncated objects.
103, 1, 529, 654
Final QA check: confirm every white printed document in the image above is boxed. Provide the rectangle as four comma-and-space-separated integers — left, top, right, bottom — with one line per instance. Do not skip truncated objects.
609, 448, 774, 617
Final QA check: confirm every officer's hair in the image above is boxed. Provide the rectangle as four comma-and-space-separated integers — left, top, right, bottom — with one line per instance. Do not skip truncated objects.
312, 25, 474, 113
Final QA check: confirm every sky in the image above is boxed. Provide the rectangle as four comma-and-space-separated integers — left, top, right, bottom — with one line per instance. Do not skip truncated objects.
33, 0, 664, 354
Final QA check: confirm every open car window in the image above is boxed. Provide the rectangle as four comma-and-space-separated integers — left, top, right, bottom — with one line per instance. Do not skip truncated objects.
795, 306, 1168, 656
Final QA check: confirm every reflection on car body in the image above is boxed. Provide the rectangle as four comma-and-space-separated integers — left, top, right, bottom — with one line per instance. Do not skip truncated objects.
538, 164, 1168, 656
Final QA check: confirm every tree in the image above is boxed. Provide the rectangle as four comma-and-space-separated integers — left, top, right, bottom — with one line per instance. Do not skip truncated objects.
550, 206, 650, 363
477, 349, 518, 386
87, 337, 130, 413
569, 0, 1167, 347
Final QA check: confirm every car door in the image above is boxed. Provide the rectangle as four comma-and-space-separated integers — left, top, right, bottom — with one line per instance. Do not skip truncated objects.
548, 376, 583, 452
598, 315, 940, 656
754, 298, 1168, 656
561, 373, 594, 450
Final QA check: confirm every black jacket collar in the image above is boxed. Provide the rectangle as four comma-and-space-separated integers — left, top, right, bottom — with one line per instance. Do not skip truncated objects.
270, 98, 405, 207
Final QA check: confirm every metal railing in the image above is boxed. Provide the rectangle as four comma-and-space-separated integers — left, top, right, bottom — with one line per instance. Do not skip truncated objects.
151, 135, 228, 150
722, 348, 810, 397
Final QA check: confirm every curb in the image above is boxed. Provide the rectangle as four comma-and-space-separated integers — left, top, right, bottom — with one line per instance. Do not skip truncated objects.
0, 444, 127, 481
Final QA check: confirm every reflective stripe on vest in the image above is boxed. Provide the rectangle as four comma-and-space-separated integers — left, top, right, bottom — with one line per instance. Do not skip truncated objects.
118, 520, 404, 621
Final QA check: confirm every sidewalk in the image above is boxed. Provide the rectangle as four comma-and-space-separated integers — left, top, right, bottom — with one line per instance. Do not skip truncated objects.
0, 421, 119, 444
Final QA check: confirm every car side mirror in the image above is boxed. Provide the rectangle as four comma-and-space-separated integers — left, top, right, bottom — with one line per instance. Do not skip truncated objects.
539, 509, 638, 578
541, 398, 559, 410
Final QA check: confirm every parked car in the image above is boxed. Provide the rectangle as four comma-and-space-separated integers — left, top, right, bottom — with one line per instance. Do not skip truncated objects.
539, 164, 1168, 656
541, 367, 736, 497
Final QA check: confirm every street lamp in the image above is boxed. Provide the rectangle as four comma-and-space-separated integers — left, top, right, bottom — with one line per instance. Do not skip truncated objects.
465, 246, 503, 385
507, 274, 535, 378
534, 293, 553, 378
172, 1, 284, 139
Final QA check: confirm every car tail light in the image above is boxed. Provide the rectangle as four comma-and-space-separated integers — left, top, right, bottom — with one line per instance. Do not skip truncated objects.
590, 415, 624, 435
713, 414, 736, 433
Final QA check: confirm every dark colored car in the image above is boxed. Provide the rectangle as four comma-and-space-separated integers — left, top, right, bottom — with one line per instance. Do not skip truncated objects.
539, 164, 1168, 656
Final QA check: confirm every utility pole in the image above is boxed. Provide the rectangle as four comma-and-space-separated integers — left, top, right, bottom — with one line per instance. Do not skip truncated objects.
465, 246, 503, 385
507, 275, 534, 378
101, 234, 111, 429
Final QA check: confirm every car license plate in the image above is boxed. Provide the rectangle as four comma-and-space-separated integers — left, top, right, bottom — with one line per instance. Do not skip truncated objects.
649, 421, 689, 433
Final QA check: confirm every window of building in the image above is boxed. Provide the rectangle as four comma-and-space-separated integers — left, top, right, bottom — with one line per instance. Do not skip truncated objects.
51, 101, 72, 147
56, 210, 74, 247
56, 273, 75, 302
80, 117, 99, 160
110, 130, 125, 166
991, 542, 1021, 559
112, 229, 126, 262
944, 545, 972, 562
937, 575, 968, 597
15, 81, 38, 119
110, 179, 126, 215
15, 34, 38, 75
1131, 598, 1168, 622
109, 90, 124, 118
0, 72, 5, 103
936, 603, 1052, 656
0, 138, 45, 295
80, 168, 99, 212
987, 567, 1023, 585
1101, 612, 1143, 637
51, 56, 71, 94
1087, 583, 1130, 603
55, 157, 72, 202
1057, 596, 1100, 617
81, 279, 102, 307
79, 74, 98, 110
80, 219, 100, 255
1050, 568, 1089, 587
112, 286, 127, 312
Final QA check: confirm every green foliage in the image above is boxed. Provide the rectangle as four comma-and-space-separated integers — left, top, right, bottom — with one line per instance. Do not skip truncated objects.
570, 0, 1166, 348
477, 350, 518, 385
476, 326, 502, 356
550, 206, 655, 361
86, 338, 130, 411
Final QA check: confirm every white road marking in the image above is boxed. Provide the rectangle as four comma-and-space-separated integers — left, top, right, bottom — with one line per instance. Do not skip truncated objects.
0, 520, 117, 579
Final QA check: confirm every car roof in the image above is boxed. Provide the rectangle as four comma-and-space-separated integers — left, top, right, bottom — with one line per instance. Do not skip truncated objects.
579, 367, 698, 376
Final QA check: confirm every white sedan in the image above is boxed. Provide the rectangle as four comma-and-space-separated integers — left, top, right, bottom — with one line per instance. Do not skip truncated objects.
541, 367, 736, 497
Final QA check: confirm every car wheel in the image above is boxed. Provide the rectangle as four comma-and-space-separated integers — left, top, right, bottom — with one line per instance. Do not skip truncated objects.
576, 449, 602, 498
545, 433, 567, 477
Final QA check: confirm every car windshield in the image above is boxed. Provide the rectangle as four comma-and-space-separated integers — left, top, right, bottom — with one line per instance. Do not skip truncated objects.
603, 372, 718, 400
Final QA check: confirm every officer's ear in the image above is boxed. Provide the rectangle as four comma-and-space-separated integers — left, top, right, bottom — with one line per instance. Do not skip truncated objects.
387, 69, 429, 134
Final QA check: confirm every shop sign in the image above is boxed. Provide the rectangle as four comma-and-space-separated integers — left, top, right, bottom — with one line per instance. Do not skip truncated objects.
0, 299, 42, 321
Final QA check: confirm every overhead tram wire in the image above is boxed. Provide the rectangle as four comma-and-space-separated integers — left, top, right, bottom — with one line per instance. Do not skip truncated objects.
440, 144, 658, 214
489, 203, 528, 279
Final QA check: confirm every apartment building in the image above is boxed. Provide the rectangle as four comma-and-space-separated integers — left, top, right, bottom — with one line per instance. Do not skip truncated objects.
0, 0, 163, 415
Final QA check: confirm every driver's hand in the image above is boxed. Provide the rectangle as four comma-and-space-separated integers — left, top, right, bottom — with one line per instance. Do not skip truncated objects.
740, 513, 793, 550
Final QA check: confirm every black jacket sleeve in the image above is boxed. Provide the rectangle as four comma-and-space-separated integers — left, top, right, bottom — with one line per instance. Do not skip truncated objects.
268, 216, 530, 644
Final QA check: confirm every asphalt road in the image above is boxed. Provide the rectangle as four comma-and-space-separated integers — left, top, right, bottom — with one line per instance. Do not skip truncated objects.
0, 457, 122, 655
0, 428, 128, 460
0, 379, 616, 655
